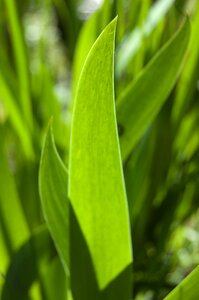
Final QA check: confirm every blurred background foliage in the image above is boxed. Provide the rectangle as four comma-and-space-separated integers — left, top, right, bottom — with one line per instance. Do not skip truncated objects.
0, 0, 199, 299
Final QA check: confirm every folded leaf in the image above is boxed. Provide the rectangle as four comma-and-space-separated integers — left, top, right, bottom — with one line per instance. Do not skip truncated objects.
39, 122, 69, 277
116, 18, 190, 161
69, 17, 132, 297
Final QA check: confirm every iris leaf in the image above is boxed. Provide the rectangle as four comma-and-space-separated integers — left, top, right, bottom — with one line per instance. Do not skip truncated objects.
69, 18, 132, 298
39, 122, 69, 277
116, 18, 190, 161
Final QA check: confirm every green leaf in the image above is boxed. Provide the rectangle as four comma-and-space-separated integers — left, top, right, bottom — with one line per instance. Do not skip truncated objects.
0, 227, 10, 295
1, 227, 56, 300
69, 17, 132, 297
116, 18, 190, 161
39, 122, 69, 277
39, 256, 68, 300
164, 265, 199, 300
0, 74, 33, 158
4, 0, 33, 130
0, 130, 30, 253
72, 10, 100, 98
172, 2, 199, 123
116, 0, 176, 78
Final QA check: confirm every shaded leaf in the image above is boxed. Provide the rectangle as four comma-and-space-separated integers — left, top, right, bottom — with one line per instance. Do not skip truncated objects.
0, 74, 33, 158
0, 129, 30, 253
1, 227, 55, 300
39, 122, 69, 277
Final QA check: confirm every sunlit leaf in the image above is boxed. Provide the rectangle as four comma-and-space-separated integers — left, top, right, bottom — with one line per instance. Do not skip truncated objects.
69, 17, 132, 298
117, 18, 190, 161
4, 0, 33, 130
116, 0, 176, 77
164, 265, 199, 300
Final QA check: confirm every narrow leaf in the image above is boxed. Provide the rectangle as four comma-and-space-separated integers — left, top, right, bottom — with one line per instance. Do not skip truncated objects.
116, 0, 176, 77
0, 131, 30, 253
0, 74, 33, 158
69, 17, 132, 297
164, 266, 199, 300
4, 0, 33, 130
1, 228, 55, 300
116, 18, 190, 161
39, 122, 69, 277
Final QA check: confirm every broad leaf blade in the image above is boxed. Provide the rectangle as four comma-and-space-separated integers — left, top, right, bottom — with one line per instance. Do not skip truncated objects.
164, 265, 199, 300
39, 123, 69, 277
69, 17, 132, 296
117, 18, 190, 161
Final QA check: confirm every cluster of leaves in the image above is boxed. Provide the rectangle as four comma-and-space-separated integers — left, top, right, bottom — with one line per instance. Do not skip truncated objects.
0, 0, 199, 299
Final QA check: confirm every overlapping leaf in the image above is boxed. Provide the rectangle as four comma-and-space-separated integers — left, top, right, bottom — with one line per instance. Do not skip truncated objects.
39, 123, 69, 277
116, 18, 190, 161
1, 228, 56, 300
69, 18, 132, 298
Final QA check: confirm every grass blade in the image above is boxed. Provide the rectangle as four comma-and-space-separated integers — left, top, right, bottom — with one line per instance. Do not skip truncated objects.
4, 0, 33, 130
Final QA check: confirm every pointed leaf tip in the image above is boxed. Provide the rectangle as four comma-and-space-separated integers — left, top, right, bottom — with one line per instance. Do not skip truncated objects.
39, 123, 69, 279
69, 17, 132, 298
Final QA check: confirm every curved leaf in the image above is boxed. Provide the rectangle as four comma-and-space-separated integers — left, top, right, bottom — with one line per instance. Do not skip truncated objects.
39, 122, 69, 277
116, 0, 176, 77
69, 17, 132, 297
116, 18, 190, 161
